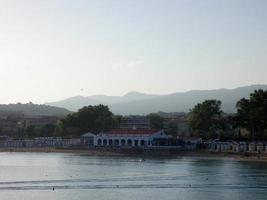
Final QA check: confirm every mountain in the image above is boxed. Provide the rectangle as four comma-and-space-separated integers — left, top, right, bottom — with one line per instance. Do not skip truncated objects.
46, 92, 158, 111
45, 84, 267, 115
89, 91, 159, 104
0, 103, 71, 116
45, 96, 103, 112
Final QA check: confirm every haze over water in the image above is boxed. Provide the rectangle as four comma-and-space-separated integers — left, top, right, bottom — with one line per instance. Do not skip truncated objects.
0, 153, 266, 200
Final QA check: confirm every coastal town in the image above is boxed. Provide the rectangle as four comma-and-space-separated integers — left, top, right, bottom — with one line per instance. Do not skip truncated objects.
0, 90, 267, 159
1, 1, 267, 199
0, 113, 191, 149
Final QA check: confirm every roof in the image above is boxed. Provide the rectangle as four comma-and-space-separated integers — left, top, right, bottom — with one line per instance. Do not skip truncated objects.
81, 132, 95, 137
104, 129, 159, 136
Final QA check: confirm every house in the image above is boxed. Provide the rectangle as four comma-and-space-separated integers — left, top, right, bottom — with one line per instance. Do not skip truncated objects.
81, 129, 170, 148
0, 111, 25, 137
80, 132, 95, 146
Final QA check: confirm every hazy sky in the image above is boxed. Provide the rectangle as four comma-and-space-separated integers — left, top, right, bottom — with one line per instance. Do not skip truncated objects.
0, 0, 266, 104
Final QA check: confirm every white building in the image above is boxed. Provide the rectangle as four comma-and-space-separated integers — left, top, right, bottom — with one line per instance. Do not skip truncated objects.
81, 129, 170, 148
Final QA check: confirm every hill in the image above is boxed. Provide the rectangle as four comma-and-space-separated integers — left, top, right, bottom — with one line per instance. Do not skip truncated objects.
45, 84, 267, 115
0, 103, 71, 116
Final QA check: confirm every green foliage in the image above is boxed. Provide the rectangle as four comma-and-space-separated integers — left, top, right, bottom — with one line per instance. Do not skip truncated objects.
188, 100, 223, 138
164, 122, 179, 137
114, 115, 123, 128
236, 89, 267, 140
25, 125, 36, 138
0, 102, 70, 116
38, 124, 56, 137
147, 113, 164, 129
58, 104, 117, 137
24, 124, 56, 138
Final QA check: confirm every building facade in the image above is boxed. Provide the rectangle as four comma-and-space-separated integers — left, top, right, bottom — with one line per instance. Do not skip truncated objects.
163, 115, 190, 137
119, 115, 150, 129
0, 111, 25, 137
25, 116, 60, 128
81, 129, 170, 148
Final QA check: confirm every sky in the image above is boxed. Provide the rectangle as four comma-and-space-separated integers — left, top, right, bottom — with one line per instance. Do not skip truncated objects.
0, 0, 266, 104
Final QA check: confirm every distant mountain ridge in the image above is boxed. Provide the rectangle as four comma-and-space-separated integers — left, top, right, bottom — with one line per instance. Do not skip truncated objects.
46, 91, 158, 111
89, 91, 159, 104
45, 84, 267, 115
0, 103, 71, 116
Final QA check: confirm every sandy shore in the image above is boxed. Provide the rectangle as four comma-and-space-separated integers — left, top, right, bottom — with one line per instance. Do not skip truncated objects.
173, 150, 267, 162
0, 147, 125, 156
1, 147, 267, 162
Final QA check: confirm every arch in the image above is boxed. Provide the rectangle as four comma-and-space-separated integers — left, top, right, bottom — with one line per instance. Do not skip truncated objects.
134, 140, 139, 147
103, 139, 107, 146
108, 139, 113, 146
121, 139, 126, 146
127, 139, 132, 146
140, 140, 145, 146
97, 139, 102, 146
114, 139, 120, 146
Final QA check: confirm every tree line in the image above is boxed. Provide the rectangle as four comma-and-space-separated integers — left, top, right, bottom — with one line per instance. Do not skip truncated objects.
22, 89, 267, 141
188, 89, 267, 141
21, 105, 165, 138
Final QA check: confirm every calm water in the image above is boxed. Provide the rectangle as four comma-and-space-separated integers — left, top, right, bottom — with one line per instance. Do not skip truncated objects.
0, 153, 266, 200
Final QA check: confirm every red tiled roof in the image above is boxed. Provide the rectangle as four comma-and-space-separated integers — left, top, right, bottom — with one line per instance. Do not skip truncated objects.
106, 129, 158, 135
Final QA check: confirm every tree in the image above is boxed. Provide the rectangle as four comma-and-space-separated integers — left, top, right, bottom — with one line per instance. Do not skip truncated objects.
236, 89, 267, 140
147, 113, 164, 129
188, 100, 223, 138
54, 121, 70, 137
25, 125, 36, 138
24, 124, 57, 138
39, 124, 56, 137
59, 104, 117, 137
114, 115, 123, 128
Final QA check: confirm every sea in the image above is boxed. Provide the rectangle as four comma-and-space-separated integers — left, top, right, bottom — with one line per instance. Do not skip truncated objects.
0, 152, 266, 200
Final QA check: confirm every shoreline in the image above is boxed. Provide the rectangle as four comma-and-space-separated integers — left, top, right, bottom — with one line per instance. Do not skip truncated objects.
1, 147, 267, 162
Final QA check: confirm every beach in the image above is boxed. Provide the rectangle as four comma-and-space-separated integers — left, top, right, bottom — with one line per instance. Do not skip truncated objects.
1, 147, 267, 162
